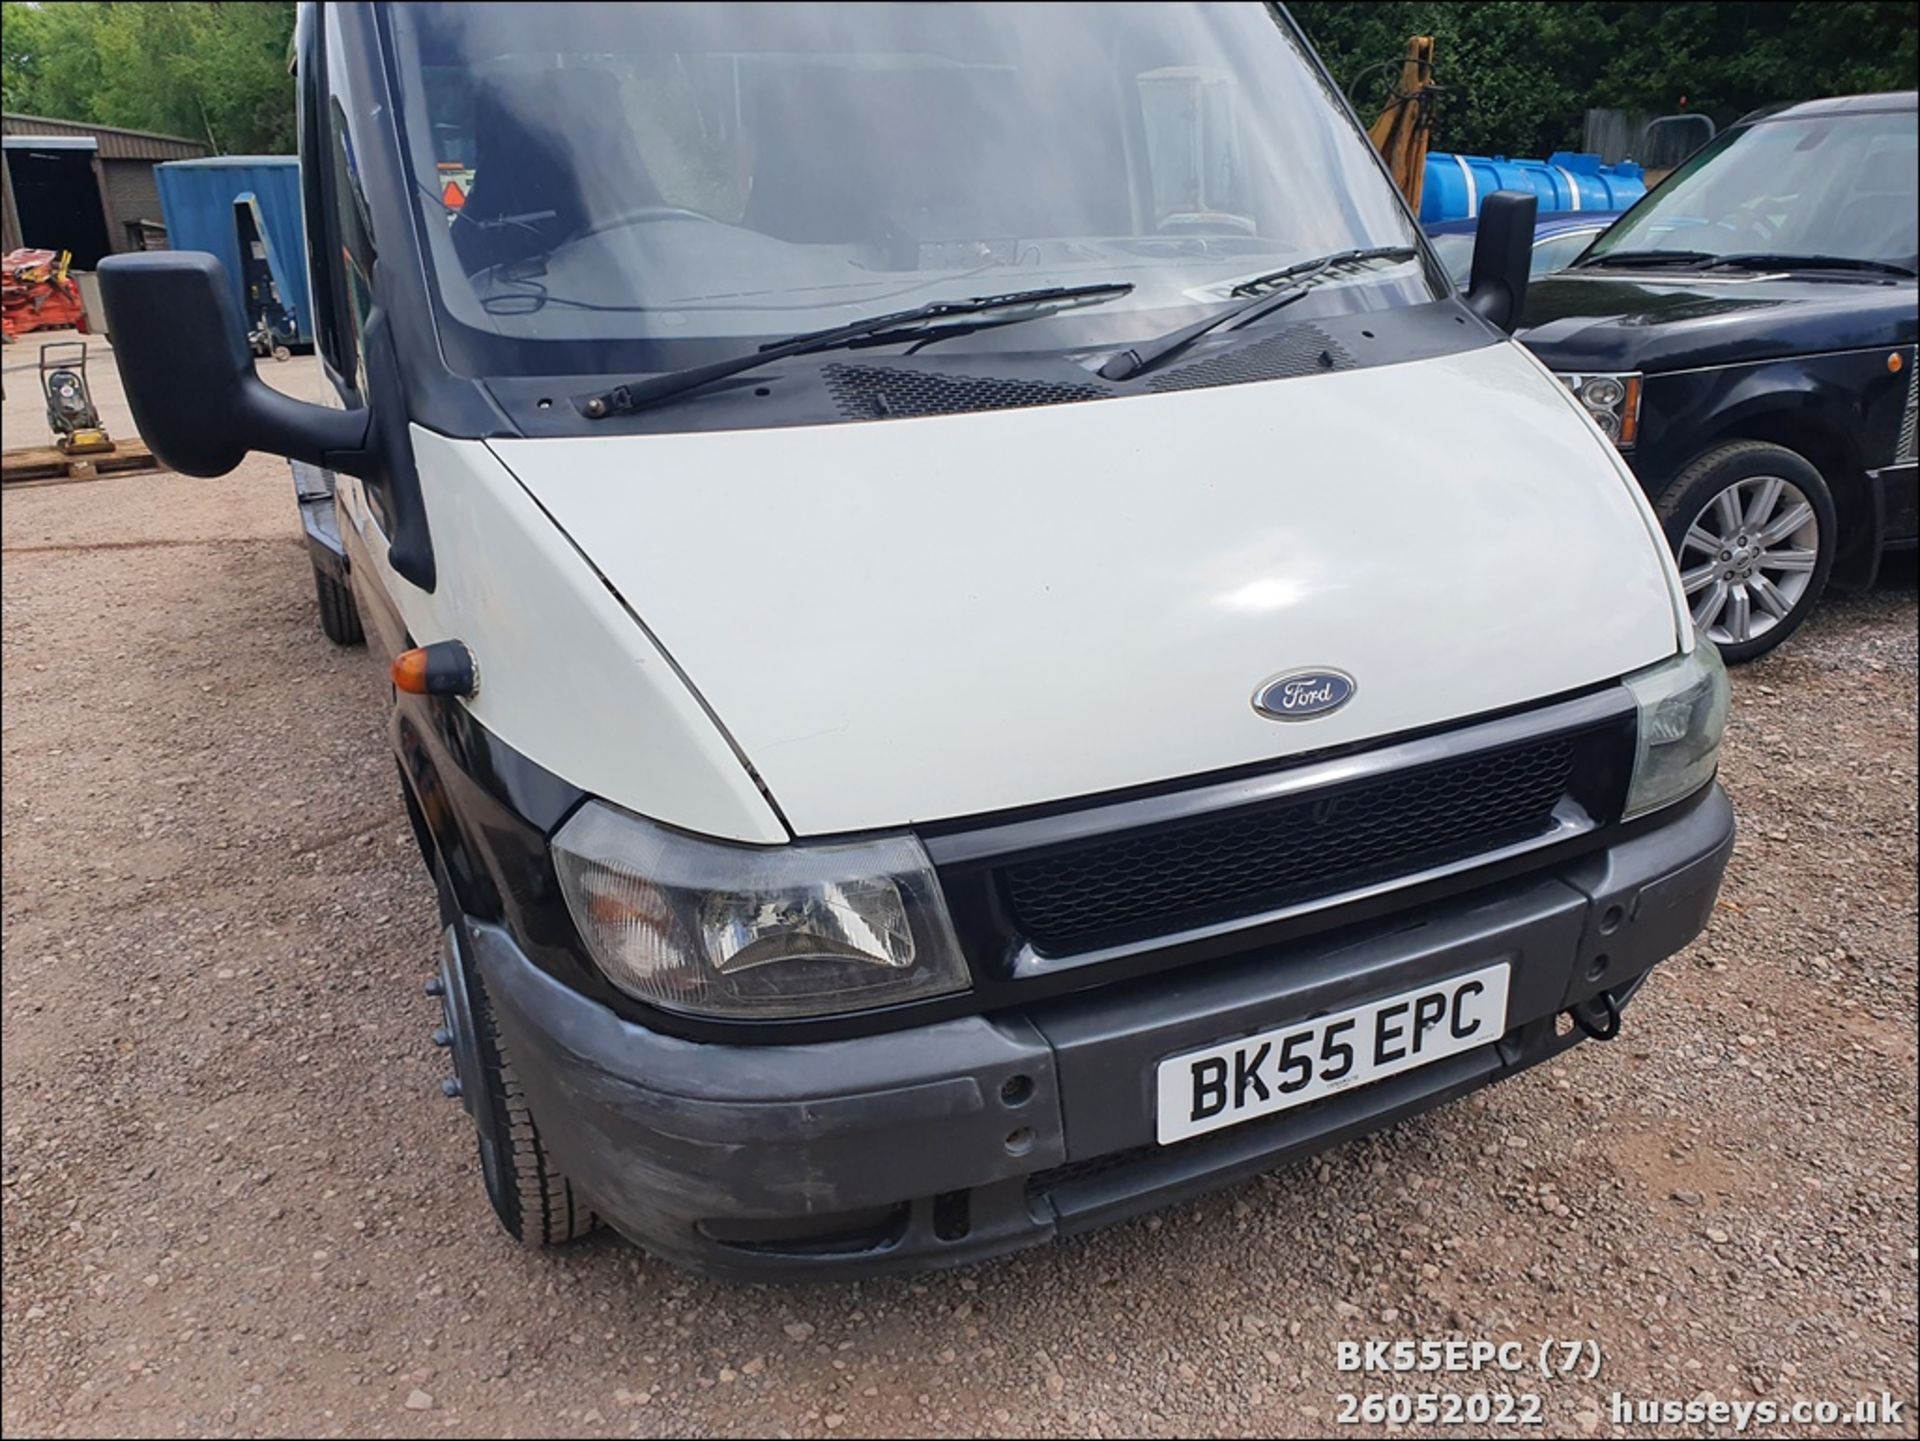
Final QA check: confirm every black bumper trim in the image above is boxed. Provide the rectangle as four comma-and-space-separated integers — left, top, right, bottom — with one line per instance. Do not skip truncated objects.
1038, 1044, 1499, 1235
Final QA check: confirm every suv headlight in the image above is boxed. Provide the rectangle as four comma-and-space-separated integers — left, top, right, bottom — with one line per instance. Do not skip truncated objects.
1558, 371, 1643, 448
552, 801, 970, 1019
1623, 639, 1729, 818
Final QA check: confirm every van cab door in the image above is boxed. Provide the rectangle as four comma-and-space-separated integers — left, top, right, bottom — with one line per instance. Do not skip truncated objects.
294, 1, 422, 657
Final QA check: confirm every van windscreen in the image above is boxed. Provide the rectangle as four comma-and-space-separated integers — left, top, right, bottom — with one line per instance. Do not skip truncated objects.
381, 2, 1439, 378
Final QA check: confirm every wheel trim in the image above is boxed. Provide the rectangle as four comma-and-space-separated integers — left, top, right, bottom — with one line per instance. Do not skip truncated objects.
1678, 474, 1819, 647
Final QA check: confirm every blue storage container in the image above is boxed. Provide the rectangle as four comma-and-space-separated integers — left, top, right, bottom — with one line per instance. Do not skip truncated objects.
1420, 151, 1645, 224
155, 157, 312, 347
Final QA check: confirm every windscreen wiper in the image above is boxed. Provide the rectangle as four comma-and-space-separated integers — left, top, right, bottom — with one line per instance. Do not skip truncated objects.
1574, 249, 1718, 269
1577, 248, 1916, 278
1225, 246, 1422, 298
1699, 253, 1916, 277
1098, 246, 1417, 382
578, 283, 1133, 418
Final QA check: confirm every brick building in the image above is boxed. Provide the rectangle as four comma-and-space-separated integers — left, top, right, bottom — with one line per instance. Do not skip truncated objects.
2, 113, 209, 268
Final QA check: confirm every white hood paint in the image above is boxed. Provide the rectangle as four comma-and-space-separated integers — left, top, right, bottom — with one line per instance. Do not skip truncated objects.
491, 341, 1684, 836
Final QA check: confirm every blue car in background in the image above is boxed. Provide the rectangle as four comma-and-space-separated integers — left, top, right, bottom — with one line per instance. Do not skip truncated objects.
1426, 210, 1623, 287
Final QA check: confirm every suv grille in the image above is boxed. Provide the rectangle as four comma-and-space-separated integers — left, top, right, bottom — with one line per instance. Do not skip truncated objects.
1002, 734, 1576, 952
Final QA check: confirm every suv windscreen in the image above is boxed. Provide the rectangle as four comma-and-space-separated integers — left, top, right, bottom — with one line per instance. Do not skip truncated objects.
381, 2, 1439, 381
1584, 109, 1918, 272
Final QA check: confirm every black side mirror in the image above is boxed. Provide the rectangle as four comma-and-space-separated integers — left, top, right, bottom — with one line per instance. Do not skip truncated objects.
1464, 190, 1539, 333
97, 251, 367, 477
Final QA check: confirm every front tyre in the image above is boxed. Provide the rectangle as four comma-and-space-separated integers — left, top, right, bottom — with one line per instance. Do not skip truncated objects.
1656, 441, 1835, 663
457, 958, 597, 1247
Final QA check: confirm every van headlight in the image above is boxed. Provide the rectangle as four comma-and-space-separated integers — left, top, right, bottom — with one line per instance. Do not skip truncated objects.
1623, 639, 1729, 818
1558, 371, 1642, 448
551, 801, 970, 1019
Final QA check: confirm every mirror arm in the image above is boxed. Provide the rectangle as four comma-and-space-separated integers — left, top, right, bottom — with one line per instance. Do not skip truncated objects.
245, 384, 370, 466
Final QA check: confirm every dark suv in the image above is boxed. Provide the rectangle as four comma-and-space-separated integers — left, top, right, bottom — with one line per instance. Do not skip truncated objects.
1519, 92, 1917, 661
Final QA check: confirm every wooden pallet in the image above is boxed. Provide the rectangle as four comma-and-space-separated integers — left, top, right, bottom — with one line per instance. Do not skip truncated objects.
1, 439, 162, 487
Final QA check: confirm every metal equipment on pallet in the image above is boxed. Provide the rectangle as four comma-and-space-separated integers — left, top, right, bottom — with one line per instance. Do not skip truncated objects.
39, 340, 113, 454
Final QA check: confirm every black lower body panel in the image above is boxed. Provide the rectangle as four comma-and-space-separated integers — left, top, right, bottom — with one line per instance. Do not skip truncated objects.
290, 459, 348, 583
1873, 460, 1918, 546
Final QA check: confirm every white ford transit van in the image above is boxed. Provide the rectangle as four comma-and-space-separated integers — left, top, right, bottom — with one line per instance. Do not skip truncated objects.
101, 2, 1733, 1277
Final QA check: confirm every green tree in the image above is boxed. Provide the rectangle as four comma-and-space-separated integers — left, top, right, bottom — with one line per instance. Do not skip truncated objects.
3, 1, 296, 154
1293, 0, 1918, 157
2, 2, 110, 126
5, 2, 1915, 160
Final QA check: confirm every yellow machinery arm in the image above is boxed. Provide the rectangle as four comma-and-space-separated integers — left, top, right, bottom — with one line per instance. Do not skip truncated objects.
1367, 36, 1438, 216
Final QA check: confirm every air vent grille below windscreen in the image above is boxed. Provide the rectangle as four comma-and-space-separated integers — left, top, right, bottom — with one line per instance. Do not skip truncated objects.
823, 365, 1109, 420
1148, 323, 1352, 393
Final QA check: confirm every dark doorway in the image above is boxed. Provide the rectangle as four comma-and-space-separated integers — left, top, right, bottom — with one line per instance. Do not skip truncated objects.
5, 143, 114, 268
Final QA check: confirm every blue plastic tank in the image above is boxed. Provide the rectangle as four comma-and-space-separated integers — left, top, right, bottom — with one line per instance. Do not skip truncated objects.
155, 157, 312, 345
1420, 152, 1645, 223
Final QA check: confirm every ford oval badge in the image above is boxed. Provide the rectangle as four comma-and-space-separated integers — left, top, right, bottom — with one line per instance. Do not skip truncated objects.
1254, 669, 1356, 721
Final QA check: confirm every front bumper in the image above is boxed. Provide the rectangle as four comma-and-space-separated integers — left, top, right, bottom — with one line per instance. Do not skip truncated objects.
474, 784, 1734, 1279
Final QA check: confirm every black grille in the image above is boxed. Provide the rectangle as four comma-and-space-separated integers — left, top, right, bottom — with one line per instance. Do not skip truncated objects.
823, 364, 1108, 420
1002, 736, 1576, 952
1148, 324, 1351, 393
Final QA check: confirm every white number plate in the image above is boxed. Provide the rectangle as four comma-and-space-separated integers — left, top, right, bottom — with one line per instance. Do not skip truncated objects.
1155, 963, 1511, 1144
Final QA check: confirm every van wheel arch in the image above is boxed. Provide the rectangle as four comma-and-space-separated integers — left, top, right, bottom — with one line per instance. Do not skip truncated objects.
396, 761, 439, 873
392, 714, 502, 922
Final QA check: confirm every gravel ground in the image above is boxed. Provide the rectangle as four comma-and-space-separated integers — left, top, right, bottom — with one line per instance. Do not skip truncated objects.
2, 353, 1915, 1438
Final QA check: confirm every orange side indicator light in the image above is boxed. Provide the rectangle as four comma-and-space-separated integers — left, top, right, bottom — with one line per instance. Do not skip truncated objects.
1890, 351, 1905, 374
392, 640, 478, 697
1618, 373, 1644, 449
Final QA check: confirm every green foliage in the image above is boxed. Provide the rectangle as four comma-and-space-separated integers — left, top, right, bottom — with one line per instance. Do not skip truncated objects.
2, 2, 1913, 160
1293, 0, 1919, 156
3, 1, 297, 154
